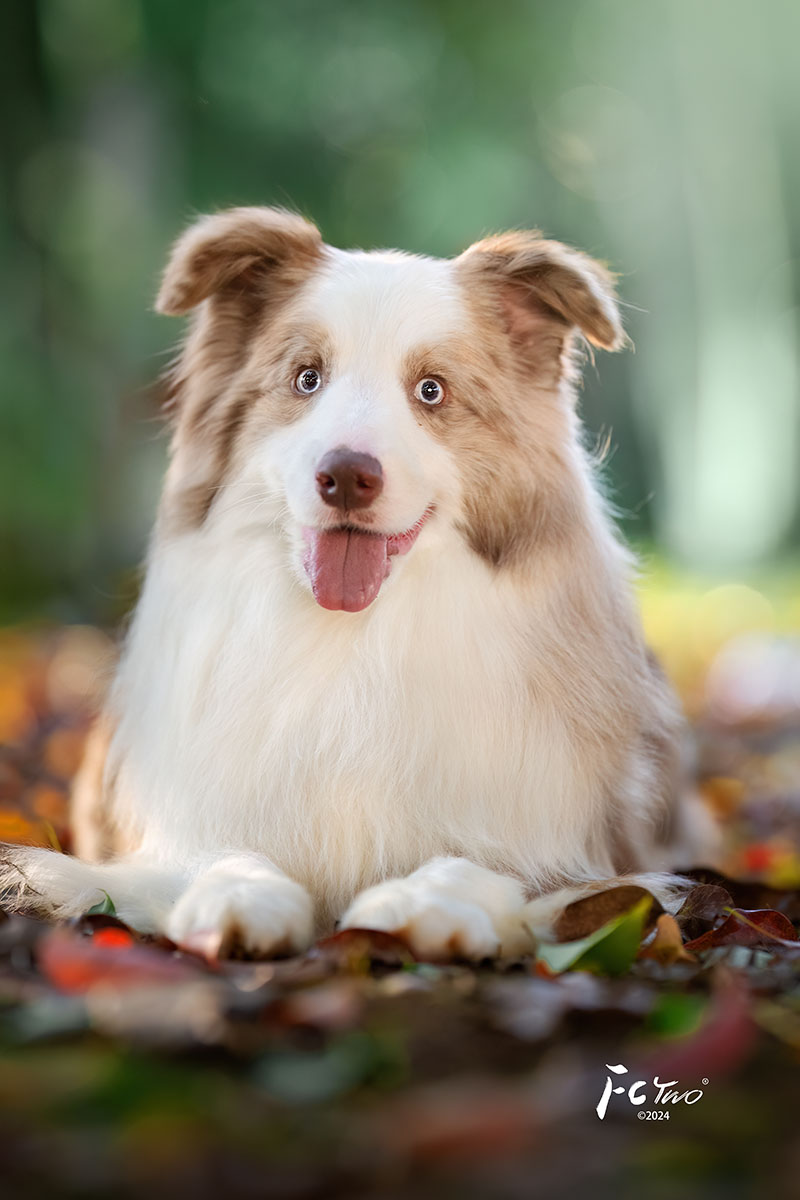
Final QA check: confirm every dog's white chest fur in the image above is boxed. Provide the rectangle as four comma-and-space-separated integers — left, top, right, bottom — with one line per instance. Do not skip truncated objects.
109, 516, 588, 918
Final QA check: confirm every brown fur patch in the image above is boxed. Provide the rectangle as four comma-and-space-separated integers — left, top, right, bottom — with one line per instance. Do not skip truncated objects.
155, 209, 329, 536
71, 716, 138, 861
247, 318, 334, 427
458, 230, 626, 351
403, 233, 627, 572
156, 207, 323, 316
402, 307, 584, 569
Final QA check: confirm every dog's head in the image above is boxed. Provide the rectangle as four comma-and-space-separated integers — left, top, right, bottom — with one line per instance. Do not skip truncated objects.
156, 207, 625, 612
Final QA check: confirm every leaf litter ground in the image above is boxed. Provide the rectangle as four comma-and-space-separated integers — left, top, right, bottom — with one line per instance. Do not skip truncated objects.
1, 626, 800, 1199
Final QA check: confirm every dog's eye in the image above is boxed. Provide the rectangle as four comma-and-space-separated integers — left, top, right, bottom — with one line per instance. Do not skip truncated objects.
414, 378, 444, 406
295, 367, 322, 394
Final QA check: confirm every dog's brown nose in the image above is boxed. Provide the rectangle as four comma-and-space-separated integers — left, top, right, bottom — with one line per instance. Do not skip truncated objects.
315, 448, 384, 511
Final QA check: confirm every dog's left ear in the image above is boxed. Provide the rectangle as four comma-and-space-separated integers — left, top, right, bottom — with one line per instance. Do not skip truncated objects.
456, 230, 626, 353
156, 206, 324, 316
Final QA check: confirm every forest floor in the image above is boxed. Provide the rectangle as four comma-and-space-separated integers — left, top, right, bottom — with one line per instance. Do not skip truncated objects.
1, 623, 800, 1199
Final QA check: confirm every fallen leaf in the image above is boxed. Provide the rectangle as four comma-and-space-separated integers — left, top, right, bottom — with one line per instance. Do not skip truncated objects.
683, 868, 800, 920
37, 928, 206, 993
553, 885, 660, 942
683, 908, 799, 953
645, 991, 707, 1037
85, 891, 117, 917
91, 927, 135, 950
536, 896, 652, 977
312, 928, 415, 972
675, 882, 734, 940
74, 911, 140, 938
638, 913, 697, 965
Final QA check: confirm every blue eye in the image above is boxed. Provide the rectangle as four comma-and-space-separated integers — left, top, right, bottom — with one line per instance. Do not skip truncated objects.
295, 367, 322, 394
414, 378, 444, 406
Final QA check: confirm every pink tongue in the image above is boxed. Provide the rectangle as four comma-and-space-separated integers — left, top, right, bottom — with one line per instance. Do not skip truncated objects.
303, 529, 389, 612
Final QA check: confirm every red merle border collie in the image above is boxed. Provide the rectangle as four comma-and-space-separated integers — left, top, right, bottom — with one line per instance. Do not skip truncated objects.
1, 208, 715, 959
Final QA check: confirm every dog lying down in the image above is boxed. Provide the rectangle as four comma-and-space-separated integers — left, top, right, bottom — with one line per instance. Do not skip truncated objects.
0, 208, 716, 960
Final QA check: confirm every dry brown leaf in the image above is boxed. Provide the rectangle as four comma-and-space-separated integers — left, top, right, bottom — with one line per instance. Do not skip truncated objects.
675, 882, 735, 940
638, 913, 696, 964
553, 885, 660, 942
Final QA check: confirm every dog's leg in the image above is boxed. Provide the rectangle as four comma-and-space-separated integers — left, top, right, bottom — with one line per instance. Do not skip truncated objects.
339, 857, 533, 960
165, 854, 314, 958
0, 845, 187, 933
521, 871, 694, 941
1, 846, 313, 957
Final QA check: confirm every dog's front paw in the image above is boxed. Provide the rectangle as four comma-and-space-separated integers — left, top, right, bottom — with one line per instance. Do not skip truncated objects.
339, 858, 532, 961
166, 856, 313, 959
341, 885, 500, 959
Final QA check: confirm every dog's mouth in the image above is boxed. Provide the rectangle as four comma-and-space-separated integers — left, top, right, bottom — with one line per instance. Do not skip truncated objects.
302, 508, 433, 612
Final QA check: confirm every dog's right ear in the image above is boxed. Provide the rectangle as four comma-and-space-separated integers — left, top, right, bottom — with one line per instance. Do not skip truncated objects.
156, 207, 324, 315
456, 230, 626, 353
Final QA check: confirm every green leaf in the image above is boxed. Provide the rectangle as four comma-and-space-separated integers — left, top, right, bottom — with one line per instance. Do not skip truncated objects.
85, 891, 117, 917
645, 992, 707, 1037
535, 896, 652, 977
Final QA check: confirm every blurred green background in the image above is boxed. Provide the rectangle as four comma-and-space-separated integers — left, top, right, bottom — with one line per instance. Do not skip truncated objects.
2, 0, 799, 623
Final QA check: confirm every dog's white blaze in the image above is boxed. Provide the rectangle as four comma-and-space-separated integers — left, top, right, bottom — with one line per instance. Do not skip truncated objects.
263, 251, 465, 540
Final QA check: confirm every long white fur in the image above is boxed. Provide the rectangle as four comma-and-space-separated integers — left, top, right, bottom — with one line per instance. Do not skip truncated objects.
0, 240, 712, 958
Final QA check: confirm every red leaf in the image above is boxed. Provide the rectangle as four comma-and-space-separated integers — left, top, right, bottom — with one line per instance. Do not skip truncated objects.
38, 928, 206, 993
683, 908, 799, 953
91, 927, 135, 950
742, 844, 776, 873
